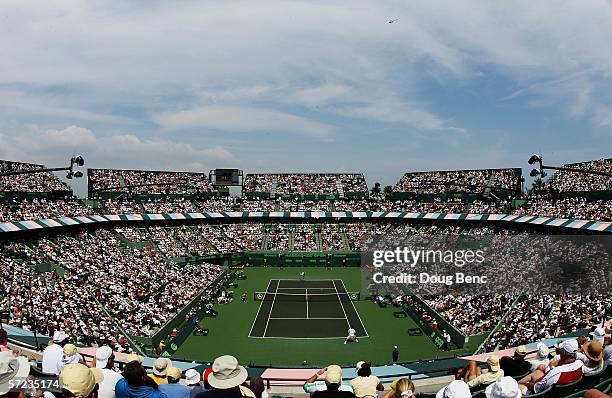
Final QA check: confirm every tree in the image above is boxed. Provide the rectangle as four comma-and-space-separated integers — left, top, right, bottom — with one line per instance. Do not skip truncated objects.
383, 185, 393, 200
370, 182, 382, 200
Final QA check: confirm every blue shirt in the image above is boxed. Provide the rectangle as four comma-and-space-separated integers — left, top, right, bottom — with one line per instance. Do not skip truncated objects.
115, 379, 168, 398
159, 383, 191, 398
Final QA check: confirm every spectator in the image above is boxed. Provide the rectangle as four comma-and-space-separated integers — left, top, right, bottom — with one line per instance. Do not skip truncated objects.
60, 363, 104, 398
590, 327, 606, 344
518, 339, 583, 395
499, 346, 531, 377
0, 329, 10, 352
42, 330, 69, 375
456, 355, 503, 389
116, 361, 167, 398
185, 369, 205, 398
159, 367, 190, 398
125, 354, 145, 364
57, 344, 82, 373
95, 346, 123, 398
392, 346, 399, 364
384, 378, 415, 398
246, 377, 265, 398
435, 380, 471, 398
195, 355, 251, 398
0, 351, 31, 395
528, 343, 550, 372
484, 377, 521, 398
303, 365, 355, 397
581, 340, 605, 375
149, 358, 171, 385
350, 362, 383, 398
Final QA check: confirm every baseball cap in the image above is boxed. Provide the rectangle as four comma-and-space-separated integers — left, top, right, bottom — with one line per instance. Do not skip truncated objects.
166, 367, 182, 381
436, 380, 471, 398
60, 363, 104, 398
64, 344, 79, 356
485, 376, 521, 398
356, 361, 365, 370
125, 353, 144, 364
557, 339, 579, 354
590, 327, 606, 343
487, 355, 500, 372
325, 365, 342, 384
95, 346, 113, 369
185, 369, 201, 385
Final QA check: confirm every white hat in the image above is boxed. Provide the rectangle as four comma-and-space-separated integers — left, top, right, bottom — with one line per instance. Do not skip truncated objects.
536, 343, 549, 359
153, 358, 170, 376
53, 330, 69, 343
485, 376, 521, 398
436, 380, 472, 398
208, 355, 248, 389
0, 352, 31, 394
185, 369, 201, 385
95, 346, 113, 369
557, 339, 579, 354
590, 327, 606, 343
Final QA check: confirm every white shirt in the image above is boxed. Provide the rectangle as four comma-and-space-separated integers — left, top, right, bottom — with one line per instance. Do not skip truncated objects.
42, 344, 64, 375
348, 328, 356, 337
98, 368, 124, 398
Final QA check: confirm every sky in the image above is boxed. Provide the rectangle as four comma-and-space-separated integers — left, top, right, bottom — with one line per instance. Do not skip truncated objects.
0, 0, 611, 191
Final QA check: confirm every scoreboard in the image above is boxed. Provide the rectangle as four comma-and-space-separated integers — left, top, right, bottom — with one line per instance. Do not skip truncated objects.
212, 169, 242, 186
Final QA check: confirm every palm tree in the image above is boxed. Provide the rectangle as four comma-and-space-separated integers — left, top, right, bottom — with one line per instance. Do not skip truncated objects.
370, 183, 382, 200
383, 185, 393, 200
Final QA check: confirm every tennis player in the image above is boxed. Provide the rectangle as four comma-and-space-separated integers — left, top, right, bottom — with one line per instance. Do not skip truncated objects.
344, 327, 358, 344
300, 271, 305, 280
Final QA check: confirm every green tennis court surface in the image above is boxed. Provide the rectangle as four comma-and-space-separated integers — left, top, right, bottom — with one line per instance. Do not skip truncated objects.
249, 279, 367, 338
173, 267, 480, 367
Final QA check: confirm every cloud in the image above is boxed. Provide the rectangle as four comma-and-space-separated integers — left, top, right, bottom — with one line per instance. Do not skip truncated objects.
0, 125, 237, 172
153, 105, 333, 139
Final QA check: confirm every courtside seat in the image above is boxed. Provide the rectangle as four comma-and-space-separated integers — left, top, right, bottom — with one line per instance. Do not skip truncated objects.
564, 391, 587, 398
513, 370, 531, 380
581, 365, 607, 390
550, 377, 583, 396
593, 376, 611, 393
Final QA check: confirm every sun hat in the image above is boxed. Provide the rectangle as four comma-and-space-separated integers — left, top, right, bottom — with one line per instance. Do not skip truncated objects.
583, 340, 604, 362
515, 346, 527, 357
589, 327, 606, 344
536, 343, 549, 359
485, 376, 521, 398
64, 344, 79, 356
185, 369, 201, 385
0, 352, 31, 394
436, 380, 471, 398
95, 346, 113, 369
487, 355, 500, 372
207, 355, 248, 389
167, 367, 182, 381
324, 365, 342, 385
60, 363, 104, 398
557, 339, 579, 354
125, 353, 144, 364
153, 358, 170, 376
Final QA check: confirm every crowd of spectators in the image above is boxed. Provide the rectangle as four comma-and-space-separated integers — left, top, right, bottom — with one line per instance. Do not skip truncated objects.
393, 168, 521, 194
0, 198, 96, 222
244, 173, 367, 195
0, 160, 71, 192
515, 197, 612, 221
89, 169, 214, 194
547, 158, 612, 192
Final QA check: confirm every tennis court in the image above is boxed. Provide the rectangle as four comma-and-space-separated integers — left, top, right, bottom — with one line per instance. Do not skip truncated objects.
249, 279, 368, 339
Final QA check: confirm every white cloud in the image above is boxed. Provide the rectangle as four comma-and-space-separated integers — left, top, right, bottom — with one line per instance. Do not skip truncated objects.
153, 105, 333, 139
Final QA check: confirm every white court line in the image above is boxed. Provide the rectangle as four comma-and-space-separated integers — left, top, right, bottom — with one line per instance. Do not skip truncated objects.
338, 279, 369, 337
268, 317, 347, 320
248, 279, 272, 337
332, 280, 352, 330
306, 288, 309, 319
262, 280, 279, 338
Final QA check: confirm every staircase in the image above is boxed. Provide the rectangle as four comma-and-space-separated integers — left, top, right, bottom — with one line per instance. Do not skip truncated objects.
270, 178, 278, 199
336, 181, 345, 199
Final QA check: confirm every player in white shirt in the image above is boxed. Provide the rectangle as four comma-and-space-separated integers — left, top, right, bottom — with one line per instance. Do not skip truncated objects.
344, 327, 358, 344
